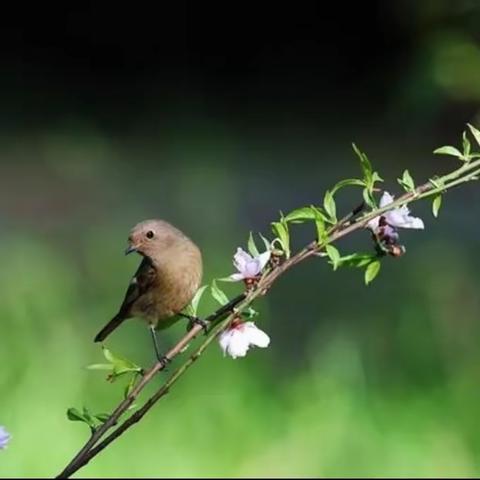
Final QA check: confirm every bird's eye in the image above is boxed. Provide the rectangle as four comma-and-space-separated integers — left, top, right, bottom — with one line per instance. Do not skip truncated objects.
146, 230, 155, 239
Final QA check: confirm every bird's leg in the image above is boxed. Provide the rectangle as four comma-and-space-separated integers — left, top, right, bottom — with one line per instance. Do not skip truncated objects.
149, 325, 170, 369
178, 313, 209, 335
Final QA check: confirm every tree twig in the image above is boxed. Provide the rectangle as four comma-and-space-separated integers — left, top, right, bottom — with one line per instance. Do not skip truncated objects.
56, 156, 480, 478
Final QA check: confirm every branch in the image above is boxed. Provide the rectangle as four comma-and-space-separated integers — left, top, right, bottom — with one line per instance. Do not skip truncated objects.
56, 154, 480, 478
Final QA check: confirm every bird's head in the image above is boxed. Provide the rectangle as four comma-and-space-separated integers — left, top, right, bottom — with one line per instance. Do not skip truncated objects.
125, 219, 186, 258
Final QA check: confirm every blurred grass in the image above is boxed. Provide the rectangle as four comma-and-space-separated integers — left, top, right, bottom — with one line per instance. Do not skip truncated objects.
1, 219, 480, 477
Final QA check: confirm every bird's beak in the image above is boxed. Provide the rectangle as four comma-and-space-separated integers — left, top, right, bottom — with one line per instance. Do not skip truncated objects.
125, 245, 137, 255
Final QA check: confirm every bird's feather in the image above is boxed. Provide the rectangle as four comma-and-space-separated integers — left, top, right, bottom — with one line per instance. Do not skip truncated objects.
94, 257, 157, 342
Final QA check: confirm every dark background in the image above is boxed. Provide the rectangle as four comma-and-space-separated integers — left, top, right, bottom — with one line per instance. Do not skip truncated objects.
2, 2, 480, 477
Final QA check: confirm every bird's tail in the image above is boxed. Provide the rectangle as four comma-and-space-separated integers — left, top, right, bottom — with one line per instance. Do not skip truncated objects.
94, 313, 127, 342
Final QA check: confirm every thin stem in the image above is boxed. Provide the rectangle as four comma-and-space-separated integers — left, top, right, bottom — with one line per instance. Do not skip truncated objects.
56, 294, 245, 479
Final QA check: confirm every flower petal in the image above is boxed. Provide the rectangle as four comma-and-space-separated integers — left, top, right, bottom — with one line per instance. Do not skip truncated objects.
367, 216, 380, 231
218, 329, 235, 355
229, 272, 246, 281
385, 209, 407, 228
218, 322, 271, 359
400, 216, 424, 229
243, 322, 270, 348
379, 191, 394, 208
0, 426, 11, 449
233, 248, 253, 274
219, 329, 251, 359
256, 250, 271, 271
385, 208, 424, 229
245, 260, 261, 277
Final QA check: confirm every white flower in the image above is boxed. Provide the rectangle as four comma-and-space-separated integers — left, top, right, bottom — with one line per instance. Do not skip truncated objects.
229, 247, 271, 281
0, 426, 11, 450
368, 191, 424, 231
219, 321, 270, 359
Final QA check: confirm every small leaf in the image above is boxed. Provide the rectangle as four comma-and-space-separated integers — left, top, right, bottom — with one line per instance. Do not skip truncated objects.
242, 307, 259, 319
467, 123, 480, 147
315, 217, 326, 244
94, 413, 110, 423
398, 169, 415, 192
432, 195, 442, 218
102, 347, 142, 377
124, 374, 138, 399
352, 143, 373, 182
323, 190, 337, 222
433, 146, 463, 158
211, 280, 229, 306
259, 233, 271, 251
363, 188, 376, 209
284, 206, 316, 223
365, 260, 381, 285
371, 171, 383, 184
82, 407, 96, 424
247, 231, 260, 256
86, 363, 113, 371
336, 253, 378, 268
185, 285, 208, 316
331, 178, 365, 195
67, 408, 89, 423
429, 177, 445, 190
463, 131, 471, 159
325, 245, 341, 271
271, 220, 290, 258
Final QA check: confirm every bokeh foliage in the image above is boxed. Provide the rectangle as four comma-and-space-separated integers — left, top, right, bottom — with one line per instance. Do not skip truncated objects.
2, 1, 480, 477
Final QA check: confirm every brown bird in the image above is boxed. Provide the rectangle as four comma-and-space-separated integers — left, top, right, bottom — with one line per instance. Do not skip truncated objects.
94, 219, 204, 365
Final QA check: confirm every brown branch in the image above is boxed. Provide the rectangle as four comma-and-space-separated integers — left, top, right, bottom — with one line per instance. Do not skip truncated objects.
56, 157, 480, 478
56, 294, 245, 478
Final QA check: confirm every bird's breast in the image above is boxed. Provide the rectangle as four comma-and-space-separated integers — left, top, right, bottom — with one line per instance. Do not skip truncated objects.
134, 247, 202, 325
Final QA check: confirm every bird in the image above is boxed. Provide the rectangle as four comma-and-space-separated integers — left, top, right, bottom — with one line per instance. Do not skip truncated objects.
94, 219, 204, 366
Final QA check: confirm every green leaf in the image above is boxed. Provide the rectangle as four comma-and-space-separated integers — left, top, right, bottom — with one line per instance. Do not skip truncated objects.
124, 374, 138, 399
82, 407, 96, 424
371, 171, 383, 184
315, 216, 326, 244
67, 407, 98, 431
429, 177, 445, 190
323, 190, 337, 222
247, 231, 260, 256
271, 220, 290, 258
211, 280, 229, 306
467, 123, 480, 147
242, 306, 259, 319
398, 169, 415, 192
284, 206, 316, 223
463, 131, 471, 159
94, 413, 110, 423
185, 285, 208, 316
102, 347, 142, 377
259, 233, 271, 251
362, 188, 376, 209
352, 143, 373, 182
336, 253, 378, 268
86, 363, 113, 371
365, 260, 381, 285
331, 178, 365, 195
325, 245, 340, 271
67, 407, 89, 423
432, 194, 442, 218
433, 146, 463, 158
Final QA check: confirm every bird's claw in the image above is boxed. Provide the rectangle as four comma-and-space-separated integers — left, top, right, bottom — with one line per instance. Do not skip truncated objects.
187, 316, 209, 335
157, 355, 171, 370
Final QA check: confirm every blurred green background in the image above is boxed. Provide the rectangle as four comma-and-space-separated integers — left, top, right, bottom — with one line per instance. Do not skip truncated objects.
2, 1, 480, 477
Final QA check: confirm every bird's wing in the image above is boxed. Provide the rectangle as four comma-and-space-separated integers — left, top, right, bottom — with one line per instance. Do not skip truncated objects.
117, 256, 157, 317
